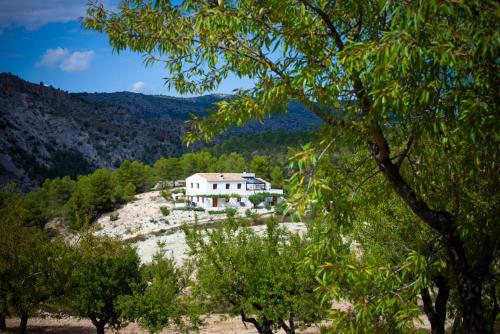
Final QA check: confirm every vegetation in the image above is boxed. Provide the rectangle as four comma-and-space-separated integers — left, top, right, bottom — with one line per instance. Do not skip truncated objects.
117, 248, 199, 334
184, 218, 330, 334
69, 236, 141, 334
109, 211, 119, 221
159, 206, 170, 216
85, 0, 499, 333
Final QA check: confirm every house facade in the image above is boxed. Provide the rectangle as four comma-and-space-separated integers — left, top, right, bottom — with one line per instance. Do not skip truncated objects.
184, 172, 283, 209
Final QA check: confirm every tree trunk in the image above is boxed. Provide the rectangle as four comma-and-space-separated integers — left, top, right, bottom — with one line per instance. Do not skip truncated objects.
456, 273, 485, 334
95, 323, 105, 334
0, 312, 6, 330
421, 276, 449, 334
240, 311, 273, 334
90, 316, 107, 334
18, 313, 28, 334
367, 125, 489, 333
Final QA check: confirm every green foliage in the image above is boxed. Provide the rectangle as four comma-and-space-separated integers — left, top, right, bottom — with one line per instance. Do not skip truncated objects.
184, 218, 329, 333
115, 160, 155, 193
154, 157, 182, 181
110, 211, 119, 221
118, 249, 199, 334
178, 151, 217, 177
160, 190, 172, 201
84, 0, 499, 331
69, 236, 141, 333
215, 152, 246, 172
270, 166, 283, 189
0, 185, 75, 333
123, 182, 136, 201
172, 207, 205, 212
248, 193, 266, 208
209, 131, 313, 158
64, 168, 118, 228
250, 156, 271, 179
224, 207, 237, 217
207, 210, 225, 215
159, 206, 170, 216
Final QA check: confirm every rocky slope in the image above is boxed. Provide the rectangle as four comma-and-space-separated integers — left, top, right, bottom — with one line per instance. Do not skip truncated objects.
0, 73, 321, 190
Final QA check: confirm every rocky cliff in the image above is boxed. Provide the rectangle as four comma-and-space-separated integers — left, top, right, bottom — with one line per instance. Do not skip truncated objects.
0, 73, 321, 190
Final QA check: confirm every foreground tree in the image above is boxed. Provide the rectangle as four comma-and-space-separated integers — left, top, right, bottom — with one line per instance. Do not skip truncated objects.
70, 236, 141, 334
184, 218, 330, 334
85, 1, 499, 332
0, 185, 75, 334
118, 248, 199, 334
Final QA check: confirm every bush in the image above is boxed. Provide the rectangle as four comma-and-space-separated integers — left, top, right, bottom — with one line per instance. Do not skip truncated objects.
265, 203, 272, 210
208, 210, 226, 214
160, 206, 170, 216
110, 212, 120, 221
274, 202, 287, 216
225, 207, 237, 217
172, 207, 205, 212
160, 190, 171, 201
248, 193, 266, 208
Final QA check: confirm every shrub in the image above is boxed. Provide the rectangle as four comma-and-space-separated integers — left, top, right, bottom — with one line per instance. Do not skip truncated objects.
160, 190, 171, 201
208, 210, 226, 215
225, 207, 237, 217
248, 193, 266, 208
160, 206, 170, 216
110, 212, 119, 221
265, 203, 272, 210
172, 207, 205, 212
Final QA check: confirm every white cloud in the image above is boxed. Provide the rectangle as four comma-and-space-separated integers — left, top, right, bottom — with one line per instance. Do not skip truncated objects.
130, 81, 146, 93
0, 0, 118, 31
36, 47, 69, 68
60, 50, 95, 72
37, 48, 95, 72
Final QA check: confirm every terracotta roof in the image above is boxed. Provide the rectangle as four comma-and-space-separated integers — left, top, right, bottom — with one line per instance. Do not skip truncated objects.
194, 173, 255, 181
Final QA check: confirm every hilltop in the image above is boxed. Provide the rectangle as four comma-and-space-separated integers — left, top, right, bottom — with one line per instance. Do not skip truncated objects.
0, 73, 321, 190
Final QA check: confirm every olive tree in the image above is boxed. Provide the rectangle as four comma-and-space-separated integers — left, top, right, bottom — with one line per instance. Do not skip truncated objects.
85, 1, 499, 332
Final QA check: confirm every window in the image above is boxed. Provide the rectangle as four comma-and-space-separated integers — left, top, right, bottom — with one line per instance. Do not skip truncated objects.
197, 183, 199, 189
226, 184, 230, 189
213, 184, 217, 190
191, 183, 193, 188
237, 183, 241, 189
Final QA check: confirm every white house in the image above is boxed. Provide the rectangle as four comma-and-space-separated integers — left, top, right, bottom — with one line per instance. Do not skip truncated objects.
183, 172, 283, 209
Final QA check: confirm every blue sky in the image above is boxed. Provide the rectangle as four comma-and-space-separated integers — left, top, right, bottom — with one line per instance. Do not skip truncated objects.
0, 0, 253, 96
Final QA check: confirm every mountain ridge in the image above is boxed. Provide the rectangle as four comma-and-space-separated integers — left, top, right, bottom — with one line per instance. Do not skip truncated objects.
0, 73, 321, 191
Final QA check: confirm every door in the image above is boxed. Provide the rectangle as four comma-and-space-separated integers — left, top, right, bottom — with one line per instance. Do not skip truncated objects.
212, 197, 218, 207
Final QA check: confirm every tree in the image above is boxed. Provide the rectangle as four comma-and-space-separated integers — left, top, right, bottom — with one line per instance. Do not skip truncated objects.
250, 156, 271, 180
118, 248, 199, 334
65, 168, 118, 227
70, 236, 141, 334
85, 1, 499, 332
154, 157, 182, 181
248, 193, 266, 208
0, 185, 75, 334
123, 182, 136, 202
179, 151, 217, 177
270, 166, 284, 189
215, 152, 247, 172
183, 218, 329, 334
114, 160, 154, 193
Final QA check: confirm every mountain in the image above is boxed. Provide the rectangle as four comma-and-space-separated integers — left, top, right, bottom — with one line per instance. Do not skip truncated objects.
0, 73, 321, 190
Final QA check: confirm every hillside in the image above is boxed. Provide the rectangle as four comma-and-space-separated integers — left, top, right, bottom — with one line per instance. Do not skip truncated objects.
0, 73, 321, 190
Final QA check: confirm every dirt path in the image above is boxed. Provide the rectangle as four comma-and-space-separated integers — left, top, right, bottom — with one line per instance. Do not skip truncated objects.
3, 315, 323, 334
